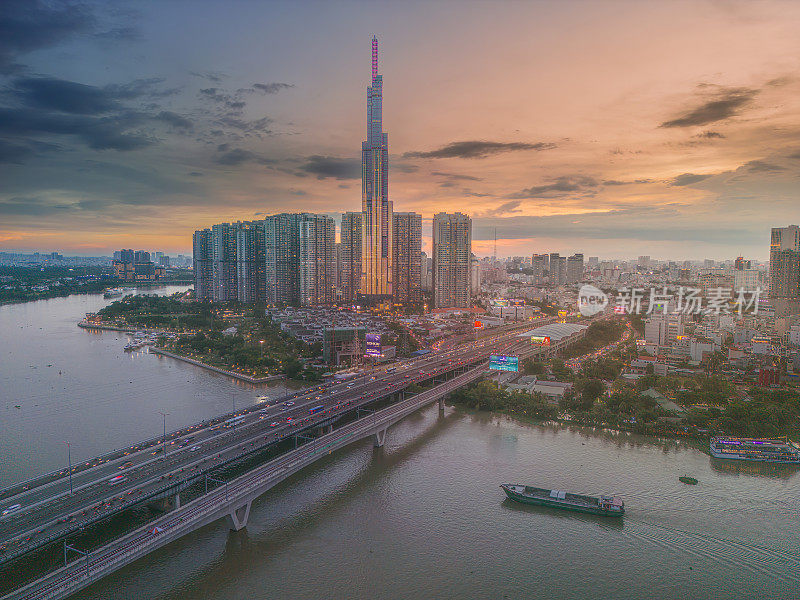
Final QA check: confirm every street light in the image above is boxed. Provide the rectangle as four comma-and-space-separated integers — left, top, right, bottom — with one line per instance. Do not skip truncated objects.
66, 441, 73, 494
259, 339, 265, 357
158, 412, 169, 458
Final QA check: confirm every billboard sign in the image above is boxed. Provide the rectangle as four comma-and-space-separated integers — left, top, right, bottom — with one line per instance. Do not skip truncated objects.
474, 320, 484, 329
531, 335, 551, 346
489, 355, 519, 372
365, 333, 382, 357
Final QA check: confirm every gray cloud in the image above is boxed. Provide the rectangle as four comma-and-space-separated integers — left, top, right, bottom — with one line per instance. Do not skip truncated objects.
0, 107, 154, 151
154, 111, 193, 131
670, 172, 712, 186
0, 138, 60, 163
744, 160, 786, 173
94, 26, 140, 41
431, 171, 482, 181
481, 200, 522, 217
0, 0, 95, 73
298, 155, 360, 179
403, 140, 555, 159
252, 83, 294, 94
694, 130, 725, 139
507, 175, 598, 199
190, 71, 227, 83
660, 87, 757, 128
602, 179, 654, 186
214, 148, 260, 166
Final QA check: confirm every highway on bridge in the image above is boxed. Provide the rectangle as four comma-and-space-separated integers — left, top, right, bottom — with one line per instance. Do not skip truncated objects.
0, 320, 549, 570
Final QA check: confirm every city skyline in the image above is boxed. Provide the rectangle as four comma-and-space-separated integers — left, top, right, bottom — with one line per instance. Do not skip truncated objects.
2, 1, 800, 260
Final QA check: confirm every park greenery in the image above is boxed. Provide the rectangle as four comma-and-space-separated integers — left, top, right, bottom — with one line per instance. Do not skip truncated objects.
451, 315, 800, 440
98, 295, 323, 380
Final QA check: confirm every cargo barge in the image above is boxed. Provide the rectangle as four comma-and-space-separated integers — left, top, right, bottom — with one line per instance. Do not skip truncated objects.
500, 484, 624, 516
710, 437, 800, 463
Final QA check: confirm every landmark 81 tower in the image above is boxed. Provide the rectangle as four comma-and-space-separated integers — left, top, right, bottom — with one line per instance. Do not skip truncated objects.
361, 36, 392, 301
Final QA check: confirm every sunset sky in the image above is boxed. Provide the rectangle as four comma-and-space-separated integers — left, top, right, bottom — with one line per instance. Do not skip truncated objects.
2, 0, 800, 260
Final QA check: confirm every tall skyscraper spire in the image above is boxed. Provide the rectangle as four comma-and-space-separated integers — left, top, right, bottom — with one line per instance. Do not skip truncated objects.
372, 35, 378, 83
361, 36, 392, 301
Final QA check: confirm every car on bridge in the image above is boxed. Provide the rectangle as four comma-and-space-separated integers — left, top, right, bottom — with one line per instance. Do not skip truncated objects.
108, 475, 127, 486
1, 504, 22, 518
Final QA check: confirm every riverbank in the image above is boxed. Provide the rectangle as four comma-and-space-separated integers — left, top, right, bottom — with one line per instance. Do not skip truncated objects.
148, 346, 287, 384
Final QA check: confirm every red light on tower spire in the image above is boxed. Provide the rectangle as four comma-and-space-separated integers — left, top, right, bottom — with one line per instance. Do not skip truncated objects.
372, 36, 378, 82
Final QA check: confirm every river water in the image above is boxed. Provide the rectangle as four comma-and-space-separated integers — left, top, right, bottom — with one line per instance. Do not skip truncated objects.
2, 291, 800, 599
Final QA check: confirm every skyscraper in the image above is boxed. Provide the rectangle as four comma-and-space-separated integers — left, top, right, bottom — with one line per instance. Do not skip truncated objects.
299, 213, 336, 306
361, 36, 392, 301
341, 212, 363, 304
392, 212, 422, 304
769, 225, 800, 315
432, 212, 471, 308
420, 251, 433, 292
549, 253, 566, 286
192, 229, 213, 302
235, 221, 265, 304
566, 253, 584, 284
212, 223, 237, 302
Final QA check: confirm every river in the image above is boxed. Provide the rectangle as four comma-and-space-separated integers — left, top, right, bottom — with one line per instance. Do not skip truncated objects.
2, 291, 800, 599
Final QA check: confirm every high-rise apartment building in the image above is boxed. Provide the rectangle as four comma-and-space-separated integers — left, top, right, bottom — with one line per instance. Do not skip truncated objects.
421, 251, 433, 292
341, 212, 363, 304
211, 223, 237, 302
432, 212, 471, 308
192, 229, 213, 302
236, 221, 266, 304
392, 212, 422, 304
264, 213, 298, 306
566, 253, 584, 284
532, 254, 549, 284
769, 225, 800, 315
299, 213, 336, 306
361, 36, 392, 301
549, 253, 566, 286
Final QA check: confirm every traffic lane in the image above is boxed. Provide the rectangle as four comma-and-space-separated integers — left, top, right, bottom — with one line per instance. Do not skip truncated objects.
0, 335, 520, 551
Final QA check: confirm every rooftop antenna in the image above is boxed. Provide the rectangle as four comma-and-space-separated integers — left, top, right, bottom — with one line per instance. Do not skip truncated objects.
493, 227, 497, 263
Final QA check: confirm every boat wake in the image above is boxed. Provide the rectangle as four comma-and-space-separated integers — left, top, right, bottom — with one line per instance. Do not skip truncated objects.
624, 518, 800, 584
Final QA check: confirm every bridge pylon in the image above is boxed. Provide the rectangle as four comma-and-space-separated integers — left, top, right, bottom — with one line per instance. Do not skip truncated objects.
228, 501, 252, 531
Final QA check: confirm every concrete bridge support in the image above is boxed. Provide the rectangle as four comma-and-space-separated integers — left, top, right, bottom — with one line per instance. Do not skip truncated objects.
227, 501, 252, 531
148, 493, 181, 512
373, 428, 387, 448
438, 398, 445, 414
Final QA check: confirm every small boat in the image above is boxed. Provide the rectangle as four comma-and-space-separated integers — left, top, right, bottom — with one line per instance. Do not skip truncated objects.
500, 484, 624, 517
679, 476, 698, 485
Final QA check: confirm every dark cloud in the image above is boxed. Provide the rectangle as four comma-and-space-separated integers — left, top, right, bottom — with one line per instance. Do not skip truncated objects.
694, 131, 725, 139
298, 155, 360, 179
199, 87, 248, 114
744, 160, 786, 173
660, 87, 757, 128
0, 0, 95, 73
154, 111, 193, 131
0, 196, 74, 217
0, 107, 154, 151
670, 172, 712, 186
0, 138, 60, 164
215, 116, 272, 135
188, 171, 204, 177
506, 176, 598, 199
213, 147, 273, 166
11, 77, 120, 114
252, 83, 294, 94
439, 181, 456, 188
788, 151, 800, 160
391, 162, 419, 173
602, 179, 653, 186
481, 200, 522, 217
431, 171, 482, 181
190, 71, 227, 83
403, 140, 555, 159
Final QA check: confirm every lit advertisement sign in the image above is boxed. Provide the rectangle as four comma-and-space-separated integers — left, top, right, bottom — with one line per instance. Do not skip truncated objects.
365, 333, 382, 357
558, 310, 569, 317
474, 320, 484, 329
509, 299, 525, 306
531, 336, 551, 346
489, 355, 519, 372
